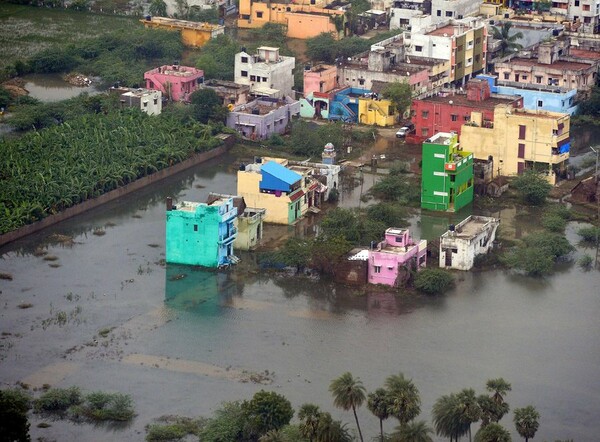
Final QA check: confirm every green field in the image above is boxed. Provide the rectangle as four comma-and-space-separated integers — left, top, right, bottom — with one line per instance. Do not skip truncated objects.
0, 4, 137, 71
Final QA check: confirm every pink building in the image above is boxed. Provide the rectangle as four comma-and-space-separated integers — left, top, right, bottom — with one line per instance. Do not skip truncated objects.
368, 228, 427, 287
144, 64, 204, 102
303, 64, 338, 96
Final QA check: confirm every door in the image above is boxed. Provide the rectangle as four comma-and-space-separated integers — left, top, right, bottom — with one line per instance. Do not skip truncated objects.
517, 162, 525, 174
445, 248, 452, 267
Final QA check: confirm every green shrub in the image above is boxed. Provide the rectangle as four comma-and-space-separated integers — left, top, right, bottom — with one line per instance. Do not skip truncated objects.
512, 170, 552, 205
577, 226, 600, 245
578, 254, 593, 269
414, 269, 455, 295
0, 389, 31, 442
542, 214, 567, 232
33, 387, 82, 413
73, 391, 135, 422
145, 416, 204, 442
501, 232, 574, 276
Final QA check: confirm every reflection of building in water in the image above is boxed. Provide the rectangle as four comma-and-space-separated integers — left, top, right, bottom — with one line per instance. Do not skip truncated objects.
367, 292, 400, 318
165, 265, 237, 312
439, 215, 499, 271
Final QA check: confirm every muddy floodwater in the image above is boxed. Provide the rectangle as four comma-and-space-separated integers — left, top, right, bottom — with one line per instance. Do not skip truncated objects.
22, 73, 100, 102
1, 152, 599, 442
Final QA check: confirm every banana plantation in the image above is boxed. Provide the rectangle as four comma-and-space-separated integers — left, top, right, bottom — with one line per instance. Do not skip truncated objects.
0, 110, 222, 234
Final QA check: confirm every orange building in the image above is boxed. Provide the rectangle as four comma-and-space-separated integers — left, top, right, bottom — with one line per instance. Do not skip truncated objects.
238, 0, 348, 39
140, 16, 225, 48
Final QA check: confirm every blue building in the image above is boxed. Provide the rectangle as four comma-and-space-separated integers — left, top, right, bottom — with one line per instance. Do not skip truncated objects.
165, 197, 238, 268
476, 74, 579, 116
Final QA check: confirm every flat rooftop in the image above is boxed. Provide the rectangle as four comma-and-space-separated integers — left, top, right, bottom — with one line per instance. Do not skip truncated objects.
427, 24, 472, 37
570, 48, 600, 60
442, 216, 497, 239
146, 65, 203, 78
506, 57, 593, 71
420, 93, 519, 110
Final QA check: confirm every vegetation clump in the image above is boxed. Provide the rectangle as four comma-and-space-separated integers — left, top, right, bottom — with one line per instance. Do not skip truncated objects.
33, 386, 82, 413
511, 170, 552, 205
501, 232, 574, 276
577, 226, 600, 245
413, 268, 455, 295
71, 391, 135, 422
0, 388, 31, 442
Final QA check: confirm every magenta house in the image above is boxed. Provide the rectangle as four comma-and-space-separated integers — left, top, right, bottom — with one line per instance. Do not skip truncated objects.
144, 64, 204, 102
368, 228, 427, 287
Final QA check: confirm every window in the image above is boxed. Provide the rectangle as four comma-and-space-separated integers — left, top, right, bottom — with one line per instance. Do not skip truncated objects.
241, 14, 250, 19
241, 70, 248, 77
241, 56, 248, 63
464, 115, 470, 122
374, 265, 381, 274
262, 77, 267, 82
415, 45, 423, 52
422, 110, 429, 119
574, 0, 579, 5
466, 57, 472, 66
518, 143, 525, 159
467, 40, 473, 48
457, 45, 464, 52
518, 125, 526, 140
286, 6, 291, 11
522, 75, 527, 80
250, 75, 256, 81
476, 37, 481, 44
421, 128, 429, 136
535, 76, 542, 84
446, 11, 453, 17
475, 54, 480, 63
359, 78, 365, 85
457, 62, 462, 69
451, 114, 458, 121
503, 72, 510, 80
437, 9, 441, 16
193, 224, 198, 232
256, 77, 261, 82
583, 4, 590, 11
584, 16, 591, 23
256, 11, 263, 18
153, 98, 158, 105
537, 100, 543, 107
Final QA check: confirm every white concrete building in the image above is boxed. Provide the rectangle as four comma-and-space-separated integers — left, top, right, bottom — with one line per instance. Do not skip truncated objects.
119, 88, 162, 116
439, 215, 500, 271
430, 0, 481, 21
389, 0, 433, 32
288, 160, 341, 201
234, 47, 296, 99
163, 0, 237, 17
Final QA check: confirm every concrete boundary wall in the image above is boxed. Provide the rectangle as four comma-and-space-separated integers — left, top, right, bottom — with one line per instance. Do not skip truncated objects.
0, 143, 231, 248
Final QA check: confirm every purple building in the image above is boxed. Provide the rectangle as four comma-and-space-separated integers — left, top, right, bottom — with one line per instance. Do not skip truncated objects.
226, 96, 300, 140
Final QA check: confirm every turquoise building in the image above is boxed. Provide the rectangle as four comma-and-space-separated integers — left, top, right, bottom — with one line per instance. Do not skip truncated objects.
166, 197, 238, 267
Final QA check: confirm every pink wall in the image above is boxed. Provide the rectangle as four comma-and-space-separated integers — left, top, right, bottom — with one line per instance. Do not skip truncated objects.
144, 65, 204, 102
304, 65, 337, 96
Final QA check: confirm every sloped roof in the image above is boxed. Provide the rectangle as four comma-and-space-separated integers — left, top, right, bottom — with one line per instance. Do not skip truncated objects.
261, 161, 302, 185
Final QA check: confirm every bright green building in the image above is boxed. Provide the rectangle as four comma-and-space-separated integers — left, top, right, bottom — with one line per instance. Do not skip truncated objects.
166, 197, 237, 267
421, 132, 474, 212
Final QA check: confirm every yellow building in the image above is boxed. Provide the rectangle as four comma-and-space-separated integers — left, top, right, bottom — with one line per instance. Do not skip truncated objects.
238, 0, 346, 40
237, 158, 323, 224
460, 105, 570, 185
358, 98, 396, 127
140, 17, 225, 48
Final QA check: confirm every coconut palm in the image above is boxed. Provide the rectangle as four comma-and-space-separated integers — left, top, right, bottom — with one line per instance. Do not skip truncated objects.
492, 22, 524, 57
367, 388, 392, 441
385, 373, 421, 427
513, 406, 540, 442
329, 372, 366, 442
474, 423, 511, 442
392, 420, 433, 442
149, 0, 167, 16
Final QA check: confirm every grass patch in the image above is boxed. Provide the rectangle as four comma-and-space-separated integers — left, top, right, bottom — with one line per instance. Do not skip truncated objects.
37, 422, 51, 428
17, 303, 33, 309
98, 327, 112, 338
43, 255, 59, 261
146, 416, 205, 442
48, 263, 61, 268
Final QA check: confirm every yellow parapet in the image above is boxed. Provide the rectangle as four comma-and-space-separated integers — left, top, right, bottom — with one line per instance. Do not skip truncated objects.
140, 16, 225, 48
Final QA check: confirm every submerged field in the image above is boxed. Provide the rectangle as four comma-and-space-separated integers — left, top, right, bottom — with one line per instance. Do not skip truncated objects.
0, 4, 137, 71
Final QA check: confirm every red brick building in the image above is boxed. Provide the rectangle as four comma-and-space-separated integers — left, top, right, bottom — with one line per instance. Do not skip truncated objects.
410, 79, 523, 142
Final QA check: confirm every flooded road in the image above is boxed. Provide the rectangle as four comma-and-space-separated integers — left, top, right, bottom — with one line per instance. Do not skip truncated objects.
1, 151, 599, 442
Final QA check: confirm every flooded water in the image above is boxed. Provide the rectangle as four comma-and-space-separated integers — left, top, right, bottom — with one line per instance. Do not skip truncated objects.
22, 73, 100, 102
1, 149, 599, 442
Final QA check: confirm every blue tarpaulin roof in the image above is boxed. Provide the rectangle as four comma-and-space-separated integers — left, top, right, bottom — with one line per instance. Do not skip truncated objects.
262, 161, 301, 184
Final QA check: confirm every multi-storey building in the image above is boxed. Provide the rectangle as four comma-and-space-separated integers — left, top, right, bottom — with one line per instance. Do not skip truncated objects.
118, 88, 162, 116
421, 132, 474, 212
411, 78, 523, 140
234, 47, 295, 98
237, 0, 348, 39
227, 96, 300, 140
144, 64, 204, 102
430, 0, 482, 21
405, 18, 487, 85
460, 105, 571, 184
165, 197, 238, 267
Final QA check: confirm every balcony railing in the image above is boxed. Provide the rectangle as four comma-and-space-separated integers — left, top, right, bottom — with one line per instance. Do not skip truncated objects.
218, 227, 237, 244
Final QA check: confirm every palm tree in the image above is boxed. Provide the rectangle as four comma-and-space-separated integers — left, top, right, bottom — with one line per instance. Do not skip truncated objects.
385, 373, 421, 427
486, 378, 512, 405
329, 372, 366, 442
149, 0, 167, 16
474, 422, 511, 442
392, 420, 433, 442
482, 378, 511, 423
456, 388, 481, 442
299, 403, 322, 442
432, 394, 469, 442
513, 406, 540, 442
367, 388, 391, 441
492, 22, 524, 57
